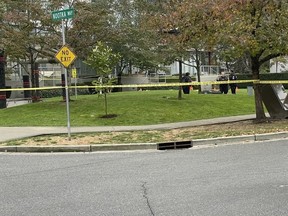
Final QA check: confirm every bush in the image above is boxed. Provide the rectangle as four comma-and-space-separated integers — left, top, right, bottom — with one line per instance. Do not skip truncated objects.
40, 88, 91, 98
237, 73, 288, 89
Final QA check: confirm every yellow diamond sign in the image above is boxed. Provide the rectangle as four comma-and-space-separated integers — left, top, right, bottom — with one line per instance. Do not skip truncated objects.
55, 45, 77, 68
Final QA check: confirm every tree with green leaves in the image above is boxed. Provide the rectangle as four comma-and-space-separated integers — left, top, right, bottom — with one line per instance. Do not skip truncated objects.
148, 0, 288, 121
211, 0, 288, 120
66, 0, 167, 86
106, 0, 169, 85
67, 0, 116, 59
1, 0, 59, 101
85, 41, 120, 116
143, 0, 221, 98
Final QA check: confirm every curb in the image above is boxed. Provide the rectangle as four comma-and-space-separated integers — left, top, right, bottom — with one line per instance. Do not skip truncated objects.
91, 143, 157, 151
193, 132, 288, 146
193, 135, 255, 146
0, 132, 287, 153
0, 143, 158, 153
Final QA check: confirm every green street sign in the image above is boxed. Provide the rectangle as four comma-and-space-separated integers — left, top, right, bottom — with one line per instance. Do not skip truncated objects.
52, 8, 74, 21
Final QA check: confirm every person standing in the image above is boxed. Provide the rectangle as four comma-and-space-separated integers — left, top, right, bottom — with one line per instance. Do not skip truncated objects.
181, 72, 192, 94
217, 72, 228, 94
229, 71, 237, 94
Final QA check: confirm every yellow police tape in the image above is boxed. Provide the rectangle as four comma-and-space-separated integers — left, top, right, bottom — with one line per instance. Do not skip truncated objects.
0, 79, 288, 92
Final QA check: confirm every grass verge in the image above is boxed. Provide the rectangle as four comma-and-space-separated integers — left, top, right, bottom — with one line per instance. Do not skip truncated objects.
2, 119, 288, 146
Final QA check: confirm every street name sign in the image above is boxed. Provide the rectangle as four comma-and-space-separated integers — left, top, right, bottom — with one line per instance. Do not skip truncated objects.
55, 45, 77, 68
52, 8, 74, 21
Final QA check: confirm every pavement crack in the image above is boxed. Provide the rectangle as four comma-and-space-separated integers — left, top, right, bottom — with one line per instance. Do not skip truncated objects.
142, 182, 155, 216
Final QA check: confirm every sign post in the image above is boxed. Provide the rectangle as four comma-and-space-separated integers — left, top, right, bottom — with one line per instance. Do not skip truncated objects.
52, 8, 75, 140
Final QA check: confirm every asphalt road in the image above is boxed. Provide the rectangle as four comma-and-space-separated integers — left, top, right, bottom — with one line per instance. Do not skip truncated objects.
0, 140, 288, 216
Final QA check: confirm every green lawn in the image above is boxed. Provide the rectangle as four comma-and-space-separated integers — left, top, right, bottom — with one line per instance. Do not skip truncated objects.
0, 89, 255, 126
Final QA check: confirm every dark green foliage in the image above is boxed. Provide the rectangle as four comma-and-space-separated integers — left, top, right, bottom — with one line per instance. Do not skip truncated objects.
237, 73, 288, 89
40, 88, 91, 98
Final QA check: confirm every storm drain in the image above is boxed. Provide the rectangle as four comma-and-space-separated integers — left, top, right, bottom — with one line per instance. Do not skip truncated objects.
157, 140, 193, 150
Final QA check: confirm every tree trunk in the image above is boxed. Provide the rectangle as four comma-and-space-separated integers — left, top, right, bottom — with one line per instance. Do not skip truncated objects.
23, 75, 31, 98
0, 50, 6, 109
195, 49, 201, 94
178, 60, 182, 100
31, 60, 35, 94
128, 60, 132, 74
251, 57, 266, 121
34, 62, 40, 102
116, 63, 122, 92
31, 60, 40, 102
